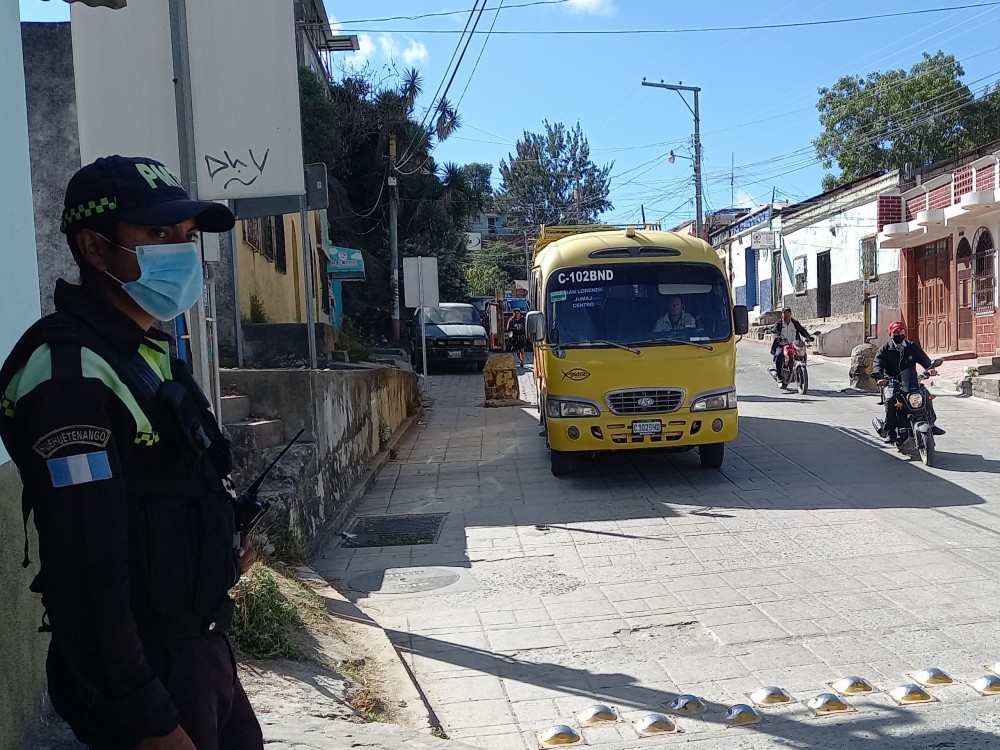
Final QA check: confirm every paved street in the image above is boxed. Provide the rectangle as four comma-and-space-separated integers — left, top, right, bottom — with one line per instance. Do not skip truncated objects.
314, 345, 1000, 749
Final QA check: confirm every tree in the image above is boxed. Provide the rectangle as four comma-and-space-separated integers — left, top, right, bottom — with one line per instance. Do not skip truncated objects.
495, 121, 613, 228
464, 239, 525, 296
296, 67, 487, 337
815, 51, 1000, 191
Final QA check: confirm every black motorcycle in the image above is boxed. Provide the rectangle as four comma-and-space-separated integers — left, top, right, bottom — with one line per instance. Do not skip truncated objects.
872, 357, 943, 467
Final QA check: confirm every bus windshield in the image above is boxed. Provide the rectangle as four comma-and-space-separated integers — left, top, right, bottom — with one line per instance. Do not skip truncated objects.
546, 262, 733, 346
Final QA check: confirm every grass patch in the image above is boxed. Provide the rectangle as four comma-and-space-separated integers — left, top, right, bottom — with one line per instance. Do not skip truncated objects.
431, 726, 449, 740
231, 563, 331, 659
337, 658, 390, 722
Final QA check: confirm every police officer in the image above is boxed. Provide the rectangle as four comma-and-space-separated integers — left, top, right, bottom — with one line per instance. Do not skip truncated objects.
0, 156, 263, 749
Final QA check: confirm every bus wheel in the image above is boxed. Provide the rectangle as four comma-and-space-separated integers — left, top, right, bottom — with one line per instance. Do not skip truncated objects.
550, 448, 573, 477
699, 443, 725, 468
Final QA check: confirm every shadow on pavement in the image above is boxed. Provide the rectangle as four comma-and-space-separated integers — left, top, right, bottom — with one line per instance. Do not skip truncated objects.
388, 629, 1000, 749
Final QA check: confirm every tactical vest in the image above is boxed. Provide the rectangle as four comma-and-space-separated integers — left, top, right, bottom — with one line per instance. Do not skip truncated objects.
0, 312, 239, 639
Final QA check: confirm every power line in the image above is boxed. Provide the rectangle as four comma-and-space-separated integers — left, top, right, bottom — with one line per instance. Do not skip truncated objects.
455, 0, 504, 111
341, 3, 1000, 35
336, 0, 568, 25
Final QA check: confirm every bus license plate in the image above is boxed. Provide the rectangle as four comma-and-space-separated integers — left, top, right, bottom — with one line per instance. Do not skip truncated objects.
632, 420, 662, 435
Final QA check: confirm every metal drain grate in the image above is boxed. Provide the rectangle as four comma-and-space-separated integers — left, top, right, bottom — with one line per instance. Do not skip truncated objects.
344, 513, 448, 547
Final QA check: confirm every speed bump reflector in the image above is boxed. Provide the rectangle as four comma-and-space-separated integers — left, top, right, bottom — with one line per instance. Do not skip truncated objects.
633, 713, 678, 736
912, 667, 953, 686
973, 675, 1000, 696
577, 704, 617, 724
831, 676, 875, 695
666, 694, 707, 715
889, 684, 934, 705
806, 693, 854, 716
749, 686, 793, 706
536, 725, 581, 748
723, 704, 762, 726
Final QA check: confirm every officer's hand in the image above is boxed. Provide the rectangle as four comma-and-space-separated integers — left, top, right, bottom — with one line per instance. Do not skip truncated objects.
927, 368, 939, 376
136, 726, 196, 750
238, 536, 256, 575
877, 379, 887, 386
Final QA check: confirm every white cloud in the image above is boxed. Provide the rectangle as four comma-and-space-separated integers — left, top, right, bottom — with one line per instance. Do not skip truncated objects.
378, 34, 399, 59
734, 189, 758, 210
565, 0, 616, 15
403, 40, 429, 65
343, 33, 375, 68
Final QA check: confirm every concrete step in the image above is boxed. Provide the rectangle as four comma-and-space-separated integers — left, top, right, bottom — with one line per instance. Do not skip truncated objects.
221, 394, 251, 424
225, 418, 284, 451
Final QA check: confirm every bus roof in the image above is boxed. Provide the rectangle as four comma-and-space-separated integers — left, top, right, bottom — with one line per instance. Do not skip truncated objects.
532, 226, 723, 274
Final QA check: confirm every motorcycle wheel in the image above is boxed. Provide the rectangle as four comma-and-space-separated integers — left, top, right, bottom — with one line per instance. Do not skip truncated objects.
796, 366, 809, 395
918, 433, 935, 467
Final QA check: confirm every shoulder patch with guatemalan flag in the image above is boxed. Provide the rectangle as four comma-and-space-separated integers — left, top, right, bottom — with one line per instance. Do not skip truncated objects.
46, 451, 113, 488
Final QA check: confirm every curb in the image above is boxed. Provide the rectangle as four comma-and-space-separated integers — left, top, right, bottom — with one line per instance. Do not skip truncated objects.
292, 566, 438, 734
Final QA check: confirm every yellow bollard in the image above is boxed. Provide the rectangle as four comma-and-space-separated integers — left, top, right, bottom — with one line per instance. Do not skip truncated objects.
483, 353, 520, 402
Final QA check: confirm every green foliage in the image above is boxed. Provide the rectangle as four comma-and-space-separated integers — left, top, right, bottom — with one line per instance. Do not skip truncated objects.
339, 315, 375, 363
231, 564, 301, 659
378, 420, 391, 450
496, 120, 613, 228
298, 67, 491, 335
465, 239, 524, 295
815, 51, 1000, 189
247, 292, 269, 324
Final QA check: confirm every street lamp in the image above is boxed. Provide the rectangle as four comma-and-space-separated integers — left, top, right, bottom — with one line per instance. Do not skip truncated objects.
642, 79, 703, 239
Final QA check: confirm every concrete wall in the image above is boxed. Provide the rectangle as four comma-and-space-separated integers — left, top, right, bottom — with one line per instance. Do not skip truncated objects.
3, 11, 49, 748
0, 466, 48, 749
22, 22, 81, 314
241, 322, 340, 367
222, 367, 418, 552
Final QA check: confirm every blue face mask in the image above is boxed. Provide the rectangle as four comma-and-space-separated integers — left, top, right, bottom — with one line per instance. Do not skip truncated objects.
101, 236, 203, 321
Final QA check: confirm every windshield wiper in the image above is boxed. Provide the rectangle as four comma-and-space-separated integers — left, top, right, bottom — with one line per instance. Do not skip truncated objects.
631, 338, 715, 351
567, 340, 641, 355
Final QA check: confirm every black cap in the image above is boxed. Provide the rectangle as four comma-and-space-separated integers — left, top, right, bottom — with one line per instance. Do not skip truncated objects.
61, 155, 235, 234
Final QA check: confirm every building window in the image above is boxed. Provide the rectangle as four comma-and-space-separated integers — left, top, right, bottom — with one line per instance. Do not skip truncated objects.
861, 235, 877, 280
793, 255, 807, 294
973, 227, 995, 315
243, 216, 287, 275
274, 217, 287, 274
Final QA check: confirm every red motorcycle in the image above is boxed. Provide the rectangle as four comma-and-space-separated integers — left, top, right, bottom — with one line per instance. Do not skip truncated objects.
772, 334, 819, 394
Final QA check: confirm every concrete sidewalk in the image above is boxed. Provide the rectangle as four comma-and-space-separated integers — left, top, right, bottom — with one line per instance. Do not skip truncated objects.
314, 347, 1000, 749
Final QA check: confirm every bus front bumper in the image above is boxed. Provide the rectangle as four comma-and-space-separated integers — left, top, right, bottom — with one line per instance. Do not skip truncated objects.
546, 410, 738, 453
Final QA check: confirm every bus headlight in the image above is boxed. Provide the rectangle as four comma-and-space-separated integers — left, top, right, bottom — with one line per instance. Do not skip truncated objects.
691, 390, 737, 412
546, 400, 600, 418
907, 392, 924, 409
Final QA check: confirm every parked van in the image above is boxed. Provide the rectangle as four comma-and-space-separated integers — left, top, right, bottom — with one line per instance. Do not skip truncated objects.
526, 225, 749, 476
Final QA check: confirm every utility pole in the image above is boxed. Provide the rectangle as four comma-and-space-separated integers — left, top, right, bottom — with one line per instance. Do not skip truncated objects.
641, 204, 646, 224
300, 195, 318, 368
641, 80, 703, 239
389, 135, 400, 341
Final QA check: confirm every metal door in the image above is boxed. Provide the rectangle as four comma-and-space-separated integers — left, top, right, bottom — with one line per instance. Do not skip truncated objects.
817, 252, 832, 318
957, 237, 973, 351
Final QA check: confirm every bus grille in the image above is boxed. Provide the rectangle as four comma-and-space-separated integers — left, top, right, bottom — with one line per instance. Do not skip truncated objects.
606, 388, 684, 415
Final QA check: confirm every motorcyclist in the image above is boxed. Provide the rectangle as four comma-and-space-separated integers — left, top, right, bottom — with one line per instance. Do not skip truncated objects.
771, 307, 814, 388
872, 320, 945, 444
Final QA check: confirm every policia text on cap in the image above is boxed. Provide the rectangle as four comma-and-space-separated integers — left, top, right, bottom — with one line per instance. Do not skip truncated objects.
0, 156, 264, 750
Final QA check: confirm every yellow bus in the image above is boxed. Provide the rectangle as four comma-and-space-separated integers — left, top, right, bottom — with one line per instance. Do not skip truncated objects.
525, 224, 749, 476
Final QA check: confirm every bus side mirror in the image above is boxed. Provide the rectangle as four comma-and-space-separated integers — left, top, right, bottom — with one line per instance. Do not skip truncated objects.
526, 310, 545, 341
733, 305, 749, 335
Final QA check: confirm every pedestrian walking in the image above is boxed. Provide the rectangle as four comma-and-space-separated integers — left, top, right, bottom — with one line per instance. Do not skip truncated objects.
0, 156, 263, 750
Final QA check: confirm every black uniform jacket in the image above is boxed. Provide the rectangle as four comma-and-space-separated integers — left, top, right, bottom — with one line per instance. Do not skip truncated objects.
0, 280, 240, 742
872, 339, 933, 379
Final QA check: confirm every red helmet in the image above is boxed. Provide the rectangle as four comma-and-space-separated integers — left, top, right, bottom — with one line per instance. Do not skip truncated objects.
888, 320, 906, 336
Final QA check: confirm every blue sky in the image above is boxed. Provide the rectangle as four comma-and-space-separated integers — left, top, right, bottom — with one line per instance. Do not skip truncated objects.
20, 0, 1000, 227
